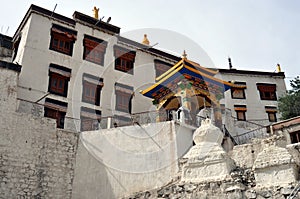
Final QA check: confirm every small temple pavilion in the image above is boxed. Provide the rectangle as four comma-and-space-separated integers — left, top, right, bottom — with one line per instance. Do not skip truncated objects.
140, 51, 246, 128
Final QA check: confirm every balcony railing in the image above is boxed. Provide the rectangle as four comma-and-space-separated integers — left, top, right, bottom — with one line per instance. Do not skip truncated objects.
16, 98, 271, 145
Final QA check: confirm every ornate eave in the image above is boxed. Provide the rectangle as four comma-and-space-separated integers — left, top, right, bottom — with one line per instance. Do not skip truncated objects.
141, 56, 245, 104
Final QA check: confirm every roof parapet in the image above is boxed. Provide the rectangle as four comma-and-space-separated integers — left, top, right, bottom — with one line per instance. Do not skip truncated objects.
73, 11, 120, 34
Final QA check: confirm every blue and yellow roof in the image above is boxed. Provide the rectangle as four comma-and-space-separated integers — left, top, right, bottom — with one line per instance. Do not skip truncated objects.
141, 54, 245, 102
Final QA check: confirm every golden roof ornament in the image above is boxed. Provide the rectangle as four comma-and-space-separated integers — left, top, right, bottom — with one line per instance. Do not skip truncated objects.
142, 34, 150, 45
93, 6, 99, 19
277, 63, 281, 72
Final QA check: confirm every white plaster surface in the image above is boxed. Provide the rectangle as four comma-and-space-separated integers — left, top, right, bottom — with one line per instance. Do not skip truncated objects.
253, 145, 298, 187
71, 121, 194, 198
255, 164, 298, 187
182, 120, 235, 183
15, 12, 170, 132
14, 10, 286, 135
193, 119, 224, 145
182, 143, 235, 183
216, 71, 286, 123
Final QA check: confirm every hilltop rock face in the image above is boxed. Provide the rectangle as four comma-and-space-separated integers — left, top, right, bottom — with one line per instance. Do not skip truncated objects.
124, 179, 300, 199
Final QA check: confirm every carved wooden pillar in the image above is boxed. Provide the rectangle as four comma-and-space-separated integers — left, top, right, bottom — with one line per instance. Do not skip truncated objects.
178, 79, 192, 110
213, 102, 222, 129
210, 94, 222, 129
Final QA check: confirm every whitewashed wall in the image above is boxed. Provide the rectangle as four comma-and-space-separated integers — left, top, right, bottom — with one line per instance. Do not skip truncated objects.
0, 66, 78, 199
216, 72, 286, 123
15, 12, 168, 132
71, 121, 194, 198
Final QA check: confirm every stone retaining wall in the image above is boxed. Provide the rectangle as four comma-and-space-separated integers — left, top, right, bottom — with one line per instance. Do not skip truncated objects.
0, 66, 79, 199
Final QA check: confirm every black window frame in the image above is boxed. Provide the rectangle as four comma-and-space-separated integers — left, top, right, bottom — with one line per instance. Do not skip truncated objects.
48, 64, 71, 97
115, 83, 133, 113
257, 83, 277, 101
265, 106, 277, 122
234, 105, 247, 121
80, 107, 101, 131
44, 98, 67, 129
230, 82, 246, 99
113, 45, 136, 75
83, 35, 107, 66
82, 74, 103, 106
49, 24, 77, 56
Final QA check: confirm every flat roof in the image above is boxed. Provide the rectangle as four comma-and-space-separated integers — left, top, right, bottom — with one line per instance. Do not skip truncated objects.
12, 4, 288, 76
12, 4, 180, 63
13, 4, 120, 40
271, 116, 300, 131
0, 33, 13, 49
0, 60, 21, 72
73, 11, 120, 34
117, 35, 181, 62
216, 68, 285, 77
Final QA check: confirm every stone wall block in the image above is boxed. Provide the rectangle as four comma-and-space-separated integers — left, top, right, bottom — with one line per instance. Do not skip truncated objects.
0, 66, 79, 199
253, 144, 299, 187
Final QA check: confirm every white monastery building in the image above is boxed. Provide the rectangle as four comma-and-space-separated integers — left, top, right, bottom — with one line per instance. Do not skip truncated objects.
0, 5, 295, 198
3, 4, 286, 137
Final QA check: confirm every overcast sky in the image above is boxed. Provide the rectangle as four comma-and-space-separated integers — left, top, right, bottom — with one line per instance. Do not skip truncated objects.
1, 0, 299, 89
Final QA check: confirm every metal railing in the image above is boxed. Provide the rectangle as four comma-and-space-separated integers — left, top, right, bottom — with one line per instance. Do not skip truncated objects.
16, 97, 210, 132
16, 97, 270, 145
223, 125, 238, 145
17, 98, 191, 131
233, 126, 268, 144
221, 108, 272, 144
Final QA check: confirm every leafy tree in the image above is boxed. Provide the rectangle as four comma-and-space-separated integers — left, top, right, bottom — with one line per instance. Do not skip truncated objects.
278, 76, 300, 120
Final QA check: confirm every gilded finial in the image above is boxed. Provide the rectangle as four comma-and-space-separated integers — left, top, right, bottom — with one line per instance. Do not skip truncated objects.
276, 63, 281, 72
93, 6, 99, 19
142, 34, 150, 45
182, 50, 187, 59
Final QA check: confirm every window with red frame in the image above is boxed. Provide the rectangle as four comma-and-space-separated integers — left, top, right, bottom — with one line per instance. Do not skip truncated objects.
80, 107, 101, 131
115, 58, 133, 73
257, 83, 277, 100
290, 130, 300, 144
51, 34, 71, 54
154, 59, 172, 78
116, 91, 131, 112
231, 82, 246, 99
44, 98, 67, 129
115, 83, 133, 113
83, 36, 107, 65
82, 81, 101, 105
44, 107, 66, 128
48, 64, 71, 97
234, 105, 247, 121
82, 74, 103, 106
265, 106, 277, 122
49, 24, 77, 56
114, 46, 136, 74
49, 73, 68, 96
